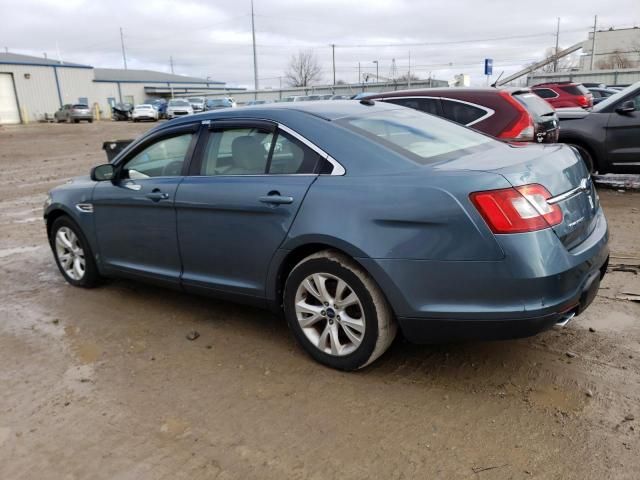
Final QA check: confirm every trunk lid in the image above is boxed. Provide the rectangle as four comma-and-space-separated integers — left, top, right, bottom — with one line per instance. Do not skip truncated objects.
438, 143, 599, 249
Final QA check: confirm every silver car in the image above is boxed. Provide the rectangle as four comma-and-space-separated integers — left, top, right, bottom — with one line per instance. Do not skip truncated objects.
54, 104, 93, 123
166, 99, 193, 119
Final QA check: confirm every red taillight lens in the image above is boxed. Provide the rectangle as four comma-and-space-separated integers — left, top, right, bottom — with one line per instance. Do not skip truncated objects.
577, 95, 592, 108
470, 184, 563, 234
497, 91, 535, 142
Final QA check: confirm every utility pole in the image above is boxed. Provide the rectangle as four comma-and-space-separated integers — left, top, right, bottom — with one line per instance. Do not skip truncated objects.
408, 51, 411, 87
119, 27, 128, 70
373, 60, 379, 83
358, 62, 361, 84
170, 56, 174, 74
250, 0, 259, 98
589, 15, 597, 71
553, 17, 560, 72
331, 44, 336, 86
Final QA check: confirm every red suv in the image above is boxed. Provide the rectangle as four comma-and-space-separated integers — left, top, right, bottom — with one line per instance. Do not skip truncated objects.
531, 82, 593, 109
365, 87, 560, 143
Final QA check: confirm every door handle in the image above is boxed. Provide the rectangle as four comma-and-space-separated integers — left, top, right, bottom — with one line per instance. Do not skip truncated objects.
259, 193, 294, 205
146, 191, 170, 202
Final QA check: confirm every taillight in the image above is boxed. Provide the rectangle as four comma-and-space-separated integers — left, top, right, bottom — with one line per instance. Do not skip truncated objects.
497, 91, 535, 142
470, 184, 563, 234
577, 95, 592, 108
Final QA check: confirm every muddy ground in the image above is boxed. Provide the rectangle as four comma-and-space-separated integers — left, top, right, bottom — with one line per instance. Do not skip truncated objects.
0, 121, 639, 479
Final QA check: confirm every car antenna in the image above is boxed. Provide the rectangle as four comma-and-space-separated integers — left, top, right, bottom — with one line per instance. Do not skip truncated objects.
360, 99, 375, 106
491, 71, 504, 88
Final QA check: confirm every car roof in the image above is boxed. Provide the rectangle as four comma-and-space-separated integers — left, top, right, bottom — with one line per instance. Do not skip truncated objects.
365, 87, 531, 98
187, 99, 399, 121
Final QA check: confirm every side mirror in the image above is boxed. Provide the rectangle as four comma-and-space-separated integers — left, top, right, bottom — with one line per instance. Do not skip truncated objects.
615, 100, 636, 115
90, 164, 115, 182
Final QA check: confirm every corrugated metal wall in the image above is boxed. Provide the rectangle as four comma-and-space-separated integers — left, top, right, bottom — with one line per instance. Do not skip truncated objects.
528, 68, 640, 86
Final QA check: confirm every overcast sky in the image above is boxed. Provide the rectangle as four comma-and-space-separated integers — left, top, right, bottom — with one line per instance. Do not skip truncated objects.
1, 0, 639, 88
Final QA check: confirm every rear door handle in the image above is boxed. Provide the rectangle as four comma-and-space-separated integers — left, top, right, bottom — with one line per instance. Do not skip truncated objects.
146, 191, 170, 202
259, 194, 294, 205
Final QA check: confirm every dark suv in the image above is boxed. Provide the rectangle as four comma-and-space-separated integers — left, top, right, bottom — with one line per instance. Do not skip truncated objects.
365, 87, 559, 143
558, 81, 640, 173
532, 82, 593, 109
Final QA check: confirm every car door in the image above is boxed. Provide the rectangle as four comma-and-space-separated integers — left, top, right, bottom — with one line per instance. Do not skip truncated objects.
605, 90, 640, 167
175, 120, 325, 301
92, 123, 199, 284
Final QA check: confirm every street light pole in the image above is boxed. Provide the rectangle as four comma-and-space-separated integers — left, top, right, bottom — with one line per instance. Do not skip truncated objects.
372, 60, 379, 83
250, 0, 259, 99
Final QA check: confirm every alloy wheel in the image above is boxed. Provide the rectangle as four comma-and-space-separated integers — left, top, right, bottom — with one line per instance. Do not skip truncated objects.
294, 273, 366, 356
55, 226, 86, 281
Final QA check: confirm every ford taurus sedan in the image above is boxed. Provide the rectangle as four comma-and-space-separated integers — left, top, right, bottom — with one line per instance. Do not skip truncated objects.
44, 101, 609, 370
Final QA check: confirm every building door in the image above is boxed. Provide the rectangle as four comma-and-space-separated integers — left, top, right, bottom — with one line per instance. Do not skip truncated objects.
0, 73, 20, 124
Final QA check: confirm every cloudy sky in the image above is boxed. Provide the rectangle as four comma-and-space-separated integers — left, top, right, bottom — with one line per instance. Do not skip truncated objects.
1, 0, 639, 88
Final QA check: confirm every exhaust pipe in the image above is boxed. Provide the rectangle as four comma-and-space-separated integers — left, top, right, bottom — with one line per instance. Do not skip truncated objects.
555, 311, 576, 328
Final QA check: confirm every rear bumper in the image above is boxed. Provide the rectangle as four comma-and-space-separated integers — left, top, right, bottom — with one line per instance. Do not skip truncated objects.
358, 208, 609, 343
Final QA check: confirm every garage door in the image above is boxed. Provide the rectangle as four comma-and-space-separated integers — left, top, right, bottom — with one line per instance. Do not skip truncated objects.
0, 73, 20, 124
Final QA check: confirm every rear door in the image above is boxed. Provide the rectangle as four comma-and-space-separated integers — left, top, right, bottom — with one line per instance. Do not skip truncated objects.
605, 90, 640, 167
175, 121, 326, 299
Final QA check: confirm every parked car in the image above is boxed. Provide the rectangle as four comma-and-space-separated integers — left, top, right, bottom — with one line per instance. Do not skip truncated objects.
282, 95, 310, 102
366, 87, 559, 143
205, 98, 234, 110
55, 104, 93, 123
145, 98, 167, 118
166, 99, 193, 119
188, 97, 206, 112
244, 100, 269, 106
44, 101, 608, 370
588, 87, 619, 105
531, 82, 593, 109
131, 104, 159, 122
557, 81, 640, 173
111, 103, 133, 121
331, 94, 351, 100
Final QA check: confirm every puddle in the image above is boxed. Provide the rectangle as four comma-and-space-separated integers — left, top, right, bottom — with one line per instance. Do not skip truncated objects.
0, 245, 43, 259
64, 325, 102, 364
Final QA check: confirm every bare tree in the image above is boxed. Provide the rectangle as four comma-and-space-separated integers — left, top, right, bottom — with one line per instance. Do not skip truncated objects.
285, 51, 322, 87
397, 73, 421, 82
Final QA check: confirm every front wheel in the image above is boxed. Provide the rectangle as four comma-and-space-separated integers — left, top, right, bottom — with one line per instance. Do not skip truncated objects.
284, 250, 397, 370
49, 216, 100, 288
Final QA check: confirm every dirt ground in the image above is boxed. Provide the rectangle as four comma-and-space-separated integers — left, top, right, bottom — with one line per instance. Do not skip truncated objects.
1, 121, 639, 480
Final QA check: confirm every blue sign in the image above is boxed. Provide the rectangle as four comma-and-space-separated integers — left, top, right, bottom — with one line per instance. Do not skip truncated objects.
484, 58, 493, 76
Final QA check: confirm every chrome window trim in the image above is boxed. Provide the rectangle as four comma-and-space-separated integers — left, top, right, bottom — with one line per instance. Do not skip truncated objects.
380, 95, 495, 127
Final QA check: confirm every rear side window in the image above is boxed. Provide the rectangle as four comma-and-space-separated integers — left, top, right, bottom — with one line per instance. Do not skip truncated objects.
560, 84, 590, 96
533, 88, 558, 99
383, 97, 440, 116
340, 108, 493, 165
441, 100, 488, 125
513, 93, 555, 117
201, 128, 273, 175
268, 131, 321, 174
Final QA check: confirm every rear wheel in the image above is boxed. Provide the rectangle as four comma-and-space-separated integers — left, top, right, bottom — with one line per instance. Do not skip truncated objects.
49, 216, 100, 288
284, 250, 397, 370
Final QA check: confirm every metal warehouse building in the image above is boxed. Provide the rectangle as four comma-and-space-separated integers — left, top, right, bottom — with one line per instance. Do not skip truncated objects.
0, 52, 236, 124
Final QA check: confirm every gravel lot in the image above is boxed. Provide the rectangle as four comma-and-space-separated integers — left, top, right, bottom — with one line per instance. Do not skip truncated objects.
1, 121, 639, 479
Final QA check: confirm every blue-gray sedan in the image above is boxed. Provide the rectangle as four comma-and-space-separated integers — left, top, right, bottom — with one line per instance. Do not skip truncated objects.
44, 101, 609, 370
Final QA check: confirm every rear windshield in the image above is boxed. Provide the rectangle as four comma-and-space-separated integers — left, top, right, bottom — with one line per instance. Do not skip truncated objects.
560, 84, 590, 96
207, 99, 230, 106
339, 108, 494, 165
188, 98, 204, 102
72, 104, 88, 109
169, 100, 190, 106
513, 92, 555, 117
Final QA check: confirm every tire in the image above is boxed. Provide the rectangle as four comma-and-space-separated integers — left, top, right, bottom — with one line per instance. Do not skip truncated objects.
49, 216, 100, 288
73, 119, 79, 124
283, 250, 397, 370
88, 119, 93, 123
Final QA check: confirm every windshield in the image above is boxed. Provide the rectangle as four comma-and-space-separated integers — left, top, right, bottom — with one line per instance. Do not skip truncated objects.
72, 104, 88, 109
169, 100, 190, 107
208, 99, 230, 106
188, 98, 204, 103
593, 81, 639, 112
339, 108, 494, 165
135, 105, 152, 109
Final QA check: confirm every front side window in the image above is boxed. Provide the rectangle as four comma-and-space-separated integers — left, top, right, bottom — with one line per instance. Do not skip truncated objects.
124, 133, 193, 179
441, 100, 488, 125
201, 128, 273, 175
340, 108, 494, 165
